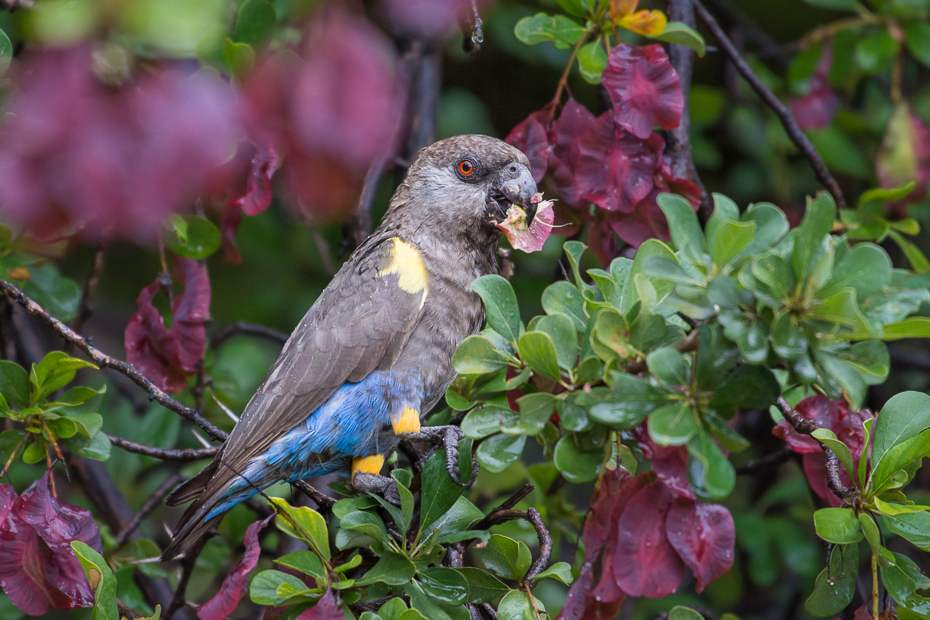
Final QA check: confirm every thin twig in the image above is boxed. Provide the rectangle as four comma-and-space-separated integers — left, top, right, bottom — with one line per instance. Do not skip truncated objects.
115, 474, 183, 549
472, 483, 535, 530
0, 278, 228, 442
209, 321, 288, 349
293, 480, 336, 511
775, 397, 853, 500
105, 433, 219, 462
694, 1, 847, 210
734, 446, 793, 475
522, 508, 552, 587
165, 533, 210, 620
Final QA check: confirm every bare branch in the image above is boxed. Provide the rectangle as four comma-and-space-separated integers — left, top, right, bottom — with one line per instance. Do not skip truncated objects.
734, 446, 793, 475
105, 434, 220, 462
0, 278, 228, 442
209, 321, 288, 349
694, 1, 847, 209
293, 480, 336, 512
522, 508, 552, 587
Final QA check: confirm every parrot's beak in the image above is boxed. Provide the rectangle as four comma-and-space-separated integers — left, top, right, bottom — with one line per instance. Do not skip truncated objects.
486, 163, 538, 226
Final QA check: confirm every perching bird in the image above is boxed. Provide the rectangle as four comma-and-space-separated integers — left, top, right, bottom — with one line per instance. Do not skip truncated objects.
161, 135, 537, 560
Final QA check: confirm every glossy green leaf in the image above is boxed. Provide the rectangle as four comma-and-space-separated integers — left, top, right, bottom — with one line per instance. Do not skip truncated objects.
476, 433, 525, 473
688, 430, 735, 500
274, 550, 326, 580
870, 429, 930, 493
587, 374, 668, 429
553, 434, 603, 483
269, 498, 330, 559
0, 361, 30, 410
882, 551, 930, 608
648, 403, 697, 446
0, 29, 11, 76
453, 336, 510, 375
236, 0, 276, 45
462, 405, 518, 439
357, 551, 416, 586
668, 607, 704, 620
454, 567, 509, 604
508, 393, 554, 435
497, 590, 543, 620
872, 391, 930, 472
813, 508, 863, 544
518, 331, 562, 381
535, 561, 573, 585
165, 215, 221, 259
819, 243, 891, 299
811, 288, 872, 333
658, 193, 706, 264
71, 541, 118, 620
709, 364, 780, 412
21, 264, 81, 323
427, 497, 484, 541
811, 429, 857, 482
30, 351, 98, 403
859, 181, 916, 204
576, 40, 607, 84
514, 13, 585, 49
804, 543, 858, 617
65, 431, 111, 461
249, 570, 309, 606
535, 314, 578, 370
473, 275, 522, 346
709, 219, 756, 268
420, 449, 469, 534
883, 511, 930, 551
648, 21, 705, 56
879, 317, 930, 340
792, 192, 836, 282
556, 393, 593, 432
541, 281, 587, 331
419, 567, 469, 606
481, 534, 532, 581
646, 347, 690, 386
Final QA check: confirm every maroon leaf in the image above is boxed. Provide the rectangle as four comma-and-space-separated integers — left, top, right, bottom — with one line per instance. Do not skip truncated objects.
607, 190, 671, 247
295, 586, 344, 620
802, 453, 845, 508
505, 104, 556, 184
0, 471, 102, 616
665, 497, 735, 591
587, 213, 622, 265
198, 514, 275, 620
557, 562, 624, 620
602, 44, 683, 140
772, 395, 849, 454
547, 98, 595, 207
576, 113, 659, 213
612, 480, 685, 598
234, 141, 281, 217
125, 257, 211, 393
0, 485, 15, 524
632, 426, 694, 498
220, 199, 245, 265
788, 43, 839, 131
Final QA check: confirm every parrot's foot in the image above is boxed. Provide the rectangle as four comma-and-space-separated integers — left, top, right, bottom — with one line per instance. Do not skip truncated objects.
404, 425, 479, 488
352, 473, 401, 505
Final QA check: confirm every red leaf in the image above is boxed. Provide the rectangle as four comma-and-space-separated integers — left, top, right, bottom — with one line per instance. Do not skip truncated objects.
802, 453, 845, 508
576, 113, 659, 213
612, 480, 685, 598
632, 426, 693, 498
198, 514, 275, 620
233, 141, 281, 217
124, 258, 210, 393
772, 395, 849, 454
587, 213, 622, 265
547, 98, 595, 208
602, 44, 683, 140
607, 189, 671, 247
220, 199, 245, 265
505, 104, 555, 184
295, 586, 344, 620
788, 43, 839, 131
665, 497, 735, 592
0, 471, 102, 616
0, 485, 15, 524
557, 562, 624, 620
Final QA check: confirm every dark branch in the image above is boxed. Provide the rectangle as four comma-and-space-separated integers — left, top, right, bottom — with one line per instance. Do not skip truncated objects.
115, 474, 183, 549
209, 321, 288, 349
0, 278, 228, 442
105, 434, 220, 462
293, 480, 336, 512
665, 0, 713, 221
694, 1, 847, 209
472, 483, 535, 530
734, 446, 793, 475
775, 397, 853, 500
522, 507, 552, 587
165, 533, 210, 620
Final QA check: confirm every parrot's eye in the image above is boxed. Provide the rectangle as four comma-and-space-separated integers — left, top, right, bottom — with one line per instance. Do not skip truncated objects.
456, 158, 476, 178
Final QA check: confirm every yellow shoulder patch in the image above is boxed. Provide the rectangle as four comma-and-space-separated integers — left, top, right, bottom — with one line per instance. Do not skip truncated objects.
351, 454, 385, 478
380, 238, 429, 307
391, 406, 421, 435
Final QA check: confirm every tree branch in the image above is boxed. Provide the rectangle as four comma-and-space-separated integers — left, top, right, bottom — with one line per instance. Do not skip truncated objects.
0, 278, 228, 442
293, 480, 336, 512
115, 474, 183, 549
209, 321, 288, 349
694, 1, 847, 210
105, 434, 220, 462
734, 445, 793, 475
522, 508, 552, 588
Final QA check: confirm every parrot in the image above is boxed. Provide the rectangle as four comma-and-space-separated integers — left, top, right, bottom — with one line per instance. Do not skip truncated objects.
161, 135, 539, 560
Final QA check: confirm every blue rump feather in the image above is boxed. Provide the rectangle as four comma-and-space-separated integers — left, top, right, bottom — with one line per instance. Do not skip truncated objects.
207, 371, 421, 518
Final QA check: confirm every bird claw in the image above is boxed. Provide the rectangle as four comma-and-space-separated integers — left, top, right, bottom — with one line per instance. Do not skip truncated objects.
351, 473, 401, 505
404, 425, 477, 488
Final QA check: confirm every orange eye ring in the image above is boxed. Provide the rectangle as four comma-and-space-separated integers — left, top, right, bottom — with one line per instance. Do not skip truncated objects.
458, 160, 475, 176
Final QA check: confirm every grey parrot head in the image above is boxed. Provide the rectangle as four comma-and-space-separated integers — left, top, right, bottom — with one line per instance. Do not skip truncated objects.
386, 135, 538, 240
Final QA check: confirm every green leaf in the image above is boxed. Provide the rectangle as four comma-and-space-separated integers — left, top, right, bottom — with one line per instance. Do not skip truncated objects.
357, 551, 416, 586
577, 40, 607, 84
813, 508, 863, 544
21, 264, 81, 322
860, 181, 917, 204
555, 0, 588, 17
879, 317, 930, 340
646, 347, 690, 386
871, 429, 930, 493
811, 288, 872, 334
811, 429, 857, 482
476, 433, 525, 473
518, 331, 562, 381
514, 13, 586, 49
250, 570, 309, 606
419, 567, 469, 606
405, 581, 455, 620
556, 393, 592, 432
22, 438, 46, 464
535, 562, 573, 585
497, 590, 543, 620
269, 498, 330, 559
648, 403, 698, 446
888, 230, 930, 273
236, 0, 276, 45
688, 430, 735, 500
792, 192, 837, 282
534, 314, 578, 370
0, 29, 11, 76
872, 391, 930, 471
508, 393, 554, 436
741, 202, 790, 257
709, 364, 780, 413
455, 567, 509, 604
905, 23, 930, 67
553, 434, 603, 483
274, 550, 326, 580
165, 215, 221, 259
30, 351, 98, 403
882, 551, 930, 608
481, 535, 532, 581
66, 411, 102, 439
883, 511, 930, 551
709, 219, 756, 269
420, 449, 469, 535
542, 281, 587, 331
586, 375, 668, 429
472, 276, 522, 346
648, 21, 705, 56
71, 541, 118, 620
657, 193, 706, 265
462, 405, 518, 439
819, 243, 892, 299
804, 543, 858, 617
0, 361, 30, 410
453, 336, 510, 375
428, 498, 484, 541
65, 431, 111, 461
668, 607, 704, 620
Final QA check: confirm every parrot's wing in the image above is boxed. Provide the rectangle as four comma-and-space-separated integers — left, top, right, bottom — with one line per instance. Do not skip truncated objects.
162, 236, 428, 558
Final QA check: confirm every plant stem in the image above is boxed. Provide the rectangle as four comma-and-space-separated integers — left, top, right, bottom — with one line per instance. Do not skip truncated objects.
552, 34, 589, 106
872, 551, 879, 619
